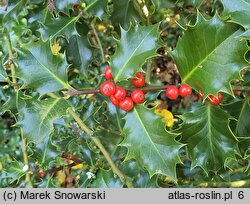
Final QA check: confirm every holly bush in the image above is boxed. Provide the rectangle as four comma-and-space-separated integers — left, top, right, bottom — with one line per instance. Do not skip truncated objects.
0, 0, 250, 188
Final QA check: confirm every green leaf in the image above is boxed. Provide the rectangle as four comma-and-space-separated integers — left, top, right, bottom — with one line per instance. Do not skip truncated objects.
239, 29, 250, 40
111, 23, 161, 82
222, 99, 250, 137
111, 0, 141, 30
17, 98, 70, 143
0, 62, 7, 82
221, 0, 250, 29
179, 103, 239, 174
171, 13, 249, 97
2, 0, 27, 24
184, 0, 204, 7
15, 40, 71, 96
90, 169, 123, 188
151, 0, 176, 9
84, 0, 108, 18
54, 0, 77, 15
66, 22, 92, 75
38, 16, 78, 43
121, 105, 183, 180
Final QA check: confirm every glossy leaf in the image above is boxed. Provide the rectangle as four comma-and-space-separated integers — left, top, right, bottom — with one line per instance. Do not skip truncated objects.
222, 99, 250, 137
239, 29, 250, 40
111, 23, 161, 82
179, 103, 239, 174
151, 0, 176, 9
0, 62, 7, 82
121, 105, 183, 180
15, 40, 71, 96
38, 16, 78, 43
84, 0, 108, 18
90, 169, 123, 188
17, 98, 70, 143
171, 13, 249, 97
66, 23, 92, 75
2, 0, 27, 24
184, 0, 204, 7
54, 0, 77, 15
221, 0, 250, 29
111, 0, 141, 30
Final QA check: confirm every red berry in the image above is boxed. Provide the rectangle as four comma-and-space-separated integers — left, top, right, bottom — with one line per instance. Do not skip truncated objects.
131, 90, 145, 104
104, 66, 113, 80
110, 95, 119, 106
73, 3, 79, 9
119, 97, 134, 112
179, 84, 192, 97
217, 93, 223, 102
113, 87, 127, 101
100, 81, 116, 96
198, 91, 204, 99
166, 85, 179, 100
39, 172, 45, 179
233, 90, 240, 95
208, 94, 220, 106
130, 72, 145, 87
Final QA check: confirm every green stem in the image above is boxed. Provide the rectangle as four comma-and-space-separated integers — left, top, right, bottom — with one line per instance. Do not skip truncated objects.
145, 60, 152, 84
20, 129, 33, 188
5, 32, 33, 187
68, 108, 134, 188
91, 18, 105, 63
4, 33, 17, 89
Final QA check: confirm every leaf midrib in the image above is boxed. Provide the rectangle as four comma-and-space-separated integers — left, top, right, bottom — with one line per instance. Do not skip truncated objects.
85, 0, 99, 11
51, 17, 78, 40
235, 100, 248, 134
182, 29, 239, 82
206, 105, 216, 163
114, 26, 156, 81
133, 107, 168, 169
27, 47, 69, 89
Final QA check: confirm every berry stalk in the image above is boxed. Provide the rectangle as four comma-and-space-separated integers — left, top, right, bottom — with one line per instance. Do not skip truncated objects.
64, 84, 174, 97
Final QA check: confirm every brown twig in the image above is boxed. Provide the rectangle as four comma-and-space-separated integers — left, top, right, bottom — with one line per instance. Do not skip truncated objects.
64, 85, 172, 97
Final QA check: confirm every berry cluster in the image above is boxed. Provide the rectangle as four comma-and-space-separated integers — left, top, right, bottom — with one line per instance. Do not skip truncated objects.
198, 92, 223, 106
165, 84, 192, 100
100, 66, 146, 112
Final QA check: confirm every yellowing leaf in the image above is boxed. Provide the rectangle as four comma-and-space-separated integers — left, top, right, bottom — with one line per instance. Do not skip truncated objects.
72, 163, 84, 170
51, 42, 61, 55
154, 108, 174, 127
57, 170, 66, 184
97, 24, 106, 32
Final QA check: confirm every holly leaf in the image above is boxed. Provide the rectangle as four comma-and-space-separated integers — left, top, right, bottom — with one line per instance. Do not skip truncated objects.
2, 0, 27, 24
66, 22, 92, 75
90, 169, 123, 188
54, 0, 77, 15
15, 40, 71, 96
221, 0, 250, 29
184, 0, 204, 7
179, 103, 239, 174
38, 16, 78, 43
17, 98, 70, 143
84, 0, 108, 18
151, 0, 176, 9
111, 0, 141, 30
239, 29, 250, 40
222, 99, 250, 138
171, 13, 249, 97
111, 23, 161, 82
0, 62, 7, 82
121, 105, 183, 180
